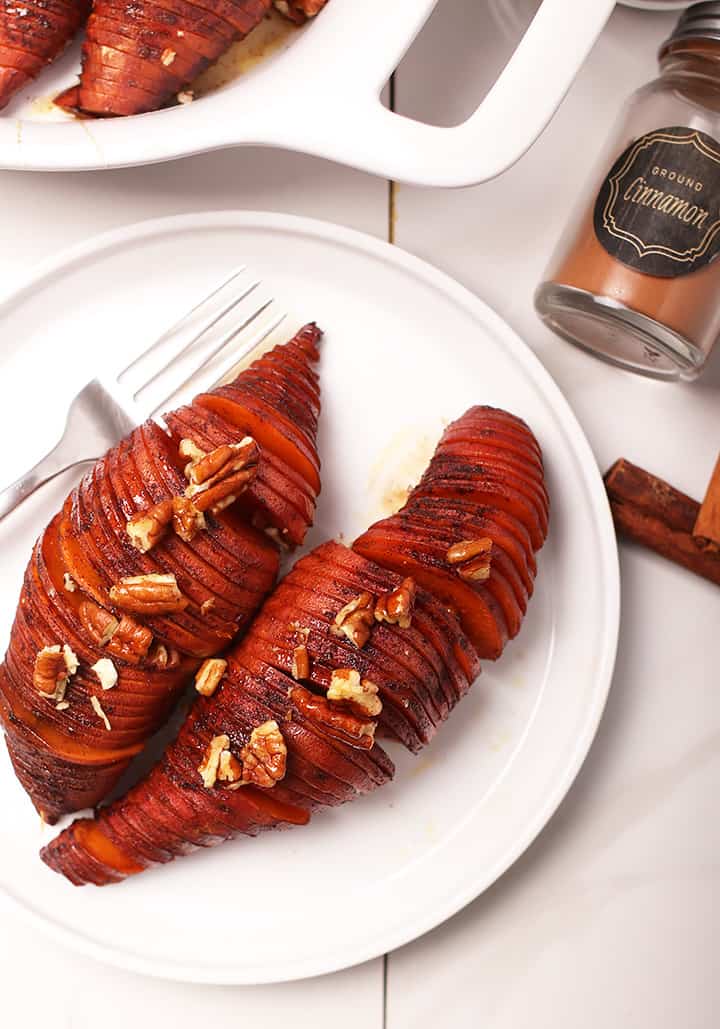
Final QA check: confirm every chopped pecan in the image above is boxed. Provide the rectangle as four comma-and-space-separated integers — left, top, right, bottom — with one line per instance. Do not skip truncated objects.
328, 668, 382, 717
217, 749, 242, 785
185, 437, 259, 515
239, 720, 287, 788
179, 438, 206, 478
91, 657, 118, 690
111, 616, 154, 661
198, 734, 231, 789
201, 598, 216, 616
63, 573, 76, 593
198, 735, 243, 789
172, 496, 206, 543
190, 471, 256, 515
289, 685, 376, 750
446, 538, 493, 581
90, 695, 112, 731
63, 644, 79, 677
33, 647, 67, 699
80, 607, 153, 665
331, 592, 376, 648
187, 437, 259, 486
291, 644, 310, 681
126, 499, 173, 554
79, 599, 120, 647
109, 573, 188, 615
195, 658, 227, 697
147, 641, 181, 670
375, 577, 416, 629
33, 644, 78, 702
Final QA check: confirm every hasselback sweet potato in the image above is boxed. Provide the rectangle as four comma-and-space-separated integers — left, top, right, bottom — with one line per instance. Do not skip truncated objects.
42, 404, 547, 886
0, 323, 323, 824
0, 0, 90, 110
56, 0, 272, 117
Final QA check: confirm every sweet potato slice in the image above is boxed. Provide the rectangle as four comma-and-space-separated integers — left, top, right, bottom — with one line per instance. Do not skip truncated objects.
325, 541, 480, 691
414, 468, 546, 550
165, 401, 315, 546
197, 324, 323, 494
354, 523, 509, 660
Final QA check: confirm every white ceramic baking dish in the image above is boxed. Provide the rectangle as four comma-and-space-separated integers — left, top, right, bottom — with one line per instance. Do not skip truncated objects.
0, 0, 615, 181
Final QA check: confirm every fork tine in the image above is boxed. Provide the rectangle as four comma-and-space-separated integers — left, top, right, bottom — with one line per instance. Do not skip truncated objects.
130, 279, 261, 400
148, 302, 286, 418
118, 264, 248, 380
203, 308, 287, 391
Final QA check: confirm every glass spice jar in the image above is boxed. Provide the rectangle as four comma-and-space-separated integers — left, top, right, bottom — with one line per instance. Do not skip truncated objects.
535, 2, 720, 381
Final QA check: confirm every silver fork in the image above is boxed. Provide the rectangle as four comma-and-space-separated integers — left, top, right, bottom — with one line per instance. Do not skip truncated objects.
0, 267, 287, 523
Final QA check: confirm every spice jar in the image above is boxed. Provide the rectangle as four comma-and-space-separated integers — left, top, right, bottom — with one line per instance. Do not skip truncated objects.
536, 2, 720, 381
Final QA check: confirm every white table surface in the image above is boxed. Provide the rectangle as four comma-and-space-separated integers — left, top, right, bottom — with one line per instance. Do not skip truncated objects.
1, 3, 717, 1026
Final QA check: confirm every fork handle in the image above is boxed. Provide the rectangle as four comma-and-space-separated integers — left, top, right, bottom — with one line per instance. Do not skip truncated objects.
0, 447, 93, 523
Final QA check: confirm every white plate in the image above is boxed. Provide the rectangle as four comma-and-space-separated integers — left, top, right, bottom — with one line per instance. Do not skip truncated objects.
0, 212, 619, 984
0, 0, 614, 183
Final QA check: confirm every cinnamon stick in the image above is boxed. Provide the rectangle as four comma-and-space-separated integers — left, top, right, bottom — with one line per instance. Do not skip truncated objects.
693, 454, 720, 553
604, 458, 720, 586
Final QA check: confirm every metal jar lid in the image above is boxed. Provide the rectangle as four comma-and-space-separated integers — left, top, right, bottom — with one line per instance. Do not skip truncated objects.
663, 2, 720, 47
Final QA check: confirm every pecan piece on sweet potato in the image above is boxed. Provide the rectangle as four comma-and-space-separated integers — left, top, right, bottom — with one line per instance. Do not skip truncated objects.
374, 577, 416, 629
331, 592, 375, 648
109, 574, 188, 616
289, 684, 377, 750
239, 720, 287, 788
446, 538, 493, 582
126, 500, 173, 554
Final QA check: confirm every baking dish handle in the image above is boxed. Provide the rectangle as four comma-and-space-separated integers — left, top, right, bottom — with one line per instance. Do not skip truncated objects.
324, 0, 616, 188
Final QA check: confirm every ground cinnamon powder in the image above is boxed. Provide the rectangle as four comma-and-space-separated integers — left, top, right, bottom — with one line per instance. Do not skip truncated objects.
537, 28, 720, 378
549, 205, 720, 347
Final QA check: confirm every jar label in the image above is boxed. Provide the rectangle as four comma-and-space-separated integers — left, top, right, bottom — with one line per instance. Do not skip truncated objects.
594, 126, 720, 278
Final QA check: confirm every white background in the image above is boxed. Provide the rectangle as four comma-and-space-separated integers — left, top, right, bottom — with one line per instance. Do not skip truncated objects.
0, 2, 717, 1026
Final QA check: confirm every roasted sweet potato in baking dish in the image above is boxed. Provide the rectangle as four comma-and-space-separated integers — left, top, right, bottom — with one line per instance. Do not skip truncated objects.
55, 0, 272, 117
1, 0, 334, 116
0, 0, 90, 110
